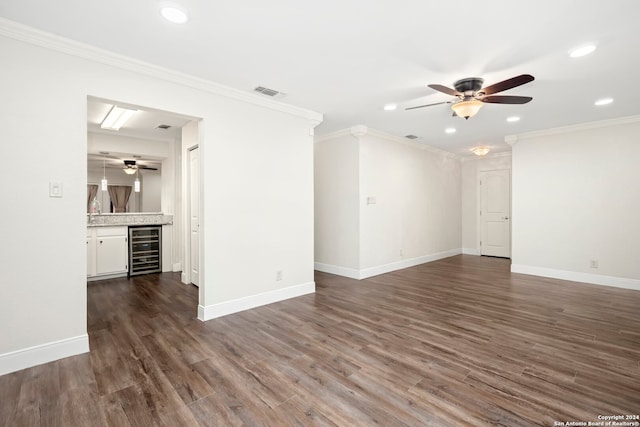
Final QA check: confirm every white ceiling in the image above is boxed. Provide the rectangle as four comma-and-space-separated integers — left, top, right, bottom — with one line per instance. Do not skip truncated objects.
87, 98, 190, 142
2, 1, 639, 156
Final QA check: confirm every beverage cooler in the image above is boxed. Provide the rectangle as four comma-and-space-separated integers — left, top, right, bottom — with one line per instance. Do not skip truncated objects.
128, 226, 162, 276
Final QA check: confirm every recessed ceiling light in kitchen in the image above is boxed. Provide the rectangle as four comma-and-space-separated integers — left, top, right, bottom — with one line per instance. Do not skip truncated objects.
383, 104, 397, 111
161, 6, 189, 24
506, 116, 520, 123
445, 128, 456, 134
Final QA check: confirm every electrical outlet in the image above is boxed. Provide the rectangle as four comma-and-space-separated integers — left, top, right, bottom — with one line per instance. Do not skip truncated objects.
590, 260, 598, 269
276, 270, 283, 281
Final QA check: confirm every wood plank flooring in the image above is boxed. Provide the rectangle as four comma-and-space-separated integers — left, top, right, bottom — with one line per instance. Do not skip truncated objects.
1, 255, 639, 426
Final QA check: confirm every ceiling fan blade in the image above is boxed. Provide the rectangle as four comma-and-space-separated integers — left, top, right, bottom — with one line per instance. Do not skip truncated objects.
480, 74, 534, 95
406, 100, 454, 110
139, 165, 158, 170
481, 95, 533, 104
428, 84, 462, 96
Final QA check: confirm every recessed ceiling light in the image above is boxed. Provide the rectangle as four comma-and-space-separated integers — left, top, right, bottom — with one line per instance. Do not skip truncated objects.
445, 127, 456, 134
161, 6, 189, 24
383, 104, 397, 111
594, 97, 613, 106
506, 116, 520, 123
569, 45, 596, 58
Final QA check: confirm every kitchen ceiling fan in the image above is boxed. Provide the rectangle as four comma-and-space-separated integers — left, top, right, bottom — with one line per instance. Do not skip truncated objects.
406, 74, 535, 119
122, 160, 158, 174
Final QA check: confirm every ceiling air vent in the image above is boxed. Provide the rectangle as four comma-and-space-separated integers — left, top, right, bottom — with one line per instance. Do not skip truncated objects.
155, 124, 171, 130
254, 86, 287, 99
405, 134, 420, 140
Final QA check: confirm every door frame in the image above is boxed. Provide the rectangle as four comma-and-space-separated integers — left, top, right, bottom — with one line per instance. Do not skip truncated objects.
476, 167, 512, 257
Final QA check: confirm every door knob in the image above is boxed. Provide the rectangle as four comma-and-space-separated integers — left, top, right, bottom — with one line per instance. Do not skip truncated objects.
502, 216, 509, 220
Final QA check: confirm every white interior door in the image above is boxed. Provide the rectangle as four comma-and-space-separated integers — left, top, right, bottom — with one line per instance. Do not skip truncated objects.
480, 169, 511, 258
189, 147, 200, 287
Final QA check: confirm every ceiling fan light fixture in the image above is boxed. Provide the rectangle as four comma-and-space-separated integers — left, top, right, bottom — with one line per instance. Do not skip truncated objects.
123, 167, 138, 175
452, 99, 483, 119
471, 146, 490, 156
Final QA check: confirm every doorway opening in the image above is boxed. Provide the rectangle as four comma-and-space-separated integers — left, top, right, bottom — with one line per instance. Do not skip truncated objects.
86, 95, 202, 304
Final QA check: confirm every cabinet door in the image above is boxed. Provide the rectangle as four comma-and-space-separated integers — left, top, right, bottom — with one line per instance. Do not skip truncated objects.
96, 235, 128, 275
87, 236, 96, 277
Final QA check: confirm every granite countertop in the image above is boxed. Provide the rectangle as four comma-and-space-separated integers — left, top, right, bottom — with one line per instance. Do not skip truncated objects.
87, 213, 173, 227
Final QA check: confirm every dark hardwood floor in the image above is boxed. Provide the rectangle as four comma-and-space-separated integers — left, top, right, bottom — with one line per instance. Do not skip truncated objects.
2, 255, 639, 426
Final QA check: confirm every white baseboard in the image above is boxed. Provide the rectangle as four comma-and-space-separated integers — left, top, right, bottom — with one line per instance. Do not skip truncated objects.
315, 248, 462, 280
359, 248, 462, 279
0, 334, 89, 376
314, 262, 360, 279
198, 281, 315, 321
511, 264, 640, 291
462, 248, 480, 256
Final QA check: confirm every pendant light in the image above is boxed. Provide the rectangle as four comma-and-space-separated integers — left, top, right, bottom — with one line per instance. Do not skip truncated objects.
101, 155, 108, 191
134, 169, 140, 193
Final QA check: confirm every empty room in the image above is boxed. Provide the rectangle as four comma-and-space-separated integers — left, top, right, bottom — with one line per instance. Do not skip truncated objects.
0, 1, 639, 426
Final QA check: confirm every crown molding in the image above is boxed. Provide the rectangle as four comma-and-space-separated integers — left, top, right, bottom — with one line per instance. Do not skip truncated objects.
506, 115, 640, 145
315, 126, 458, 159
0, 18, 323, 123
313, 128, 353, 143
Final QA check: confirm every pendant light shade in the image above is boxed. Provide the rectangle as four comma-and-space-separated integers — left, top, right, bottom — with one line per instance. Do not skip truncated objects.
134, 170, 140, 192
101, 156, 108, 191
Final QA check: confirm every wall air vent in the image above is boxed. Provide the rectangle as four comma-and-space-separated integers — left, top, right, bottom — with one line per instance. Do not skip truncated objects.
254, 86, 287, 99
155, 124, 171, 130
405, 135, 420, 140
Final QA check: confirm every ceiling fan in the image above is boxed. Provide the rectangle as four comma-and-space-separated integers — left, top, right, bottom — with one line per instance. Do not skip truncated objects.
406, 74, 535, 119
121, 160, 158, 175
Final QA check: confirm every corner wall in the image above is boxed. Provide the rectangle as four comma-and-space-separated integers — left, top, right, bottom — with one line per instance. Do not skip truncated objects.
314, 127, 462, 279
510, 117, 640, 290
314, 133, 360, 277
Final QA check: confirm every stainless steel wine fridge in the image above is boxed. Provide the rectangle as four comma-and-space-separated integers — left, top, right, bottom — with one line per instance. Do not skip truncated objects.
128, 226, 162, 276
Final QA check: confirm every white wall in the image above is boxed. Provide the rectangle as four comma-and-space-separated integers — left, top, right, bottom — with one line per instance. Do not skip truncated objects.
314, 127, 462, 279
181, 121, 198, 285
141, 170, 161, 212
511, 117, 640, 289
359, 131, 461, 274
461, 153, 512, 254
314, 134, 360, 271
0, 20, 321, 374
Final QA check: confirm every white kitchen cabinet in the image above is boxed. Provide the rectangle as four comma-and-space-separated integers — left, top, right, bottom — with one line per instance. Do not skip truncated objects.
87, 226, 128, 279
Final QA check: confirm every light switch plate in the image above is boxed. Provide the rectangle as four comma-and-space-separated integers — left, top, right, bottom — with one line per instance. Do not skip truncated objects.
49, 181, 63, 198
